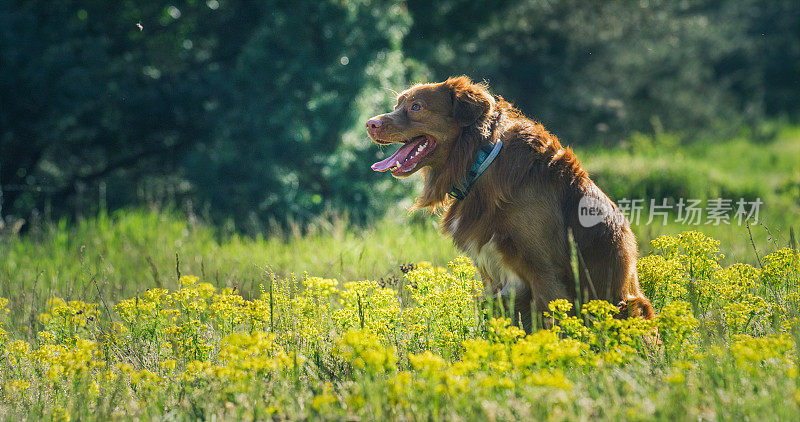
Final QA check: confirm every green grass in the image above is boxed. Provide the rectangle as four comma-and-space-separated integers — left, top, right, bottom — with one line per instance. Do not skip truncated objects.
0, 125, 798, 420
0, 209, 457, 334
0, 227, 797, 420
577, 125, 799, 263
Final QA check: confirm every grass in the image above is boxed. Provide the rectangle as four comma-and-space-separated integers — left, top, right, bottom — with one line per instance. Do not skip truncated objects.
0, 230, 797, 420
577, 124, 799, 262
0, 125, 798, 420
0, 209, 458, 334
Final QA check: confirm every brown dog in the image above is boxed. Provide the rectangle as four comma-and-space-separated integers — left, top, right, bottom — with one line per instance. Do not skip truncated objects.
366, 76, 654, 331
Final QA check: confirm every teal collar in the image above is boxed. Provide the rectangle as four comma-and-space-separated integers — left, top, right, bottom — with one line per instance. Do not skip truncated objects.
448, 140, 503, 200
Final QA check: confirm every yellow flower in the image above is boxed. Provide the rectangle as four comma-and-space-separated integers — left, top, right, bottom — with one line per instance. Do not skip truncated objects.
115, 362, 134, 375
730, 334, 794, 372
3, 379, 31, 394
37, 331, 57, 344
47, 364, 64, 382
311, 382, 338, 411
179, 275, 200, 287
160, 359, 177, 372
388, 371, 412, 399
486, 317, 525, 343
131, 369, 161, 389
88, 380, 100, 397
761, 248, 799, 288
5, 339, 30, 356
52, 406, 71, 422
665, 369, 685, 385
527, 369, 572, 391
408, 350, 445, 375
182, 360, 212, 382
335, 329, 397, 374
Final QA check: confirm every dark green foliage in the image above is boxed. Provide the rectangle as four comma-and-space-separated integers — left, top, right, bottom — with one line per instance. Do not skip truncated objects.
407, 0, 799, 144
0, 0, 797, 231
0, 0, 264, 220
186, 1, 414, 230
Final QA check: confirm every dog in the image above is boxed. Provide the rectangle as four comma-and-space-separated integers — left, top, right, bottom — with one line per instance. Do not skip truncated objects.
366, 76, 654, 331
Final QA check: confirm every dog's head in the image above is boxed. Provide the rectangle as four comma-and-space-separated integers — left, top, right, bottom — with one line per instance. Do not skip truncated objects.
366, 76, 495, 178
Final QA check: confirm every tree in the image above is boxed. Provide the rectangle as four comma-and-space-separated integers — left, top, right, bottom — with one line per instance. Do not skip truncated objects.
185, 0, 415, 230
404, 0, 799, 144
1, 0, 796, 229
0, 0, 262, 220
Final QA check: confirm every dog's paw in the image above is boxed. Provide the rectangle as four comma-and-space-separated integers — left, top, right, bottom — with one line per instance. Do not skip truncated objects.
614, 300, 629, 319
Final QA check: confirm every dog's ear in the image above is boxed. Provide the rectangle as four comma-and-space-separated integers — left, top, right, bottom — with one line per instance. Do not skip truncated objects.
446, 76, 494, 127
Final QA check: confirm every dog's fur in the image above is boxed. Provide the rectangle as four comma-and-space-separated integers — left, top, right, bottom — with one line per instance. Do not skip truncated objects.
366, 76, 654, 331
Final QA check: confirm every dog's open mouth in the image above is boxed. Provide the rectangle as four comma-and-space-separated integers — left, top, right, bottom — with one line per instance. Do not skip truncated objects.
371, 135, 436, 175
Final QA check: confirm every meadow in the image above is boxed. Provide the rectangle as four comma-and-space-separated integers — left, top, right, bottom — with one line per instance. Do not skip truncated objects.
0, 127, 798, 420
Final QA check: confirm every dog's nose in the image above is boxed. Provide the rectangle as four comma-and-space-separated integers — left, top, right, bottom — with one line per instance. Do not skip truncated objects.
366, 119, 383, 129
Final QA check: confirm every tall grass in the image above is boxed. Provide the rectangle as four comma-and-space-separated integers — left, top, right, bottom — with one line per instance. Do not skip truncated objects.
579, 125, 799, 260
0, 231, 797, 420
0, 209, 457, 334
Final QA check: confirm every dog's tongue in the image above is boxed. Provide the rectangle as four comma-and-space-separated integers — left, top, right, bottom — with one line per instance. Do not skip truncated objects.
371, 139, 422, 172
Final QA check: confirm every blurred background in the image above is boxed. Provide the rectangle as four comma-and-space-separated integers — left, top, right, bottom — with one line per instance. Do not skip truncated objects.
2, 0, 797, 233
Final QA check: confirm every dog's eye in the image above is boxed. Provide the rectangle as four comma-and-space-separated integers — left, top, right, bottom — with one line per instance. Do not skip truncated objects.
410, 103, 421, 111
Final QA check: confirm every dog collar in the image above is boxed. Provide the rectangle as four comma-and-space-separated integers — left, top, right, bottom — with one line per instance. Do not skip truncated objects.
448, 140, 503, 200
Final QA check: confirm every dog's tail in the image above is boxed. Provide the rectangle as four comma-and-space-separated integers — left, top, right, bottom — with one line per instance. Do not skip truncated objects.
616, 296, 655, 319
